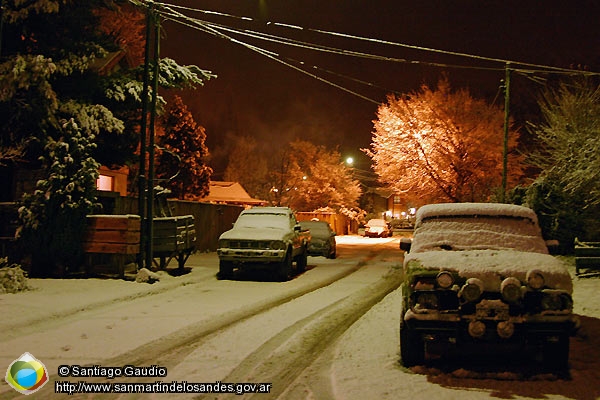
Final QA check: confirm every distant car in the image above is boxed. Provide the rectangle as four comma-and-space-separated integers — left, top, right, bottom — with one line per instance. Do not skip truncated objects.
398, 203, 578, 370
364, 218, 392, 238
299, 220, 336, 258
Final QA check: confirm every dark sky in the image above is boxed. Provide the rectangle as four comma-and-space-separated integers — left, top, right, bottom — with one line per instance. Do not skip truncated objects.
159, 0, 600, 176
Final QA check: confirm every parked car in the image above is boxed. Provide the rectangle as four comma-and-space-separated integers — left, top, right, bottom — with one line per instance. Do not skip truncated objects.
364, 218, 392, 238
217, 207, 309, 281
398, 203, 578, 370
299, 220, 336, 258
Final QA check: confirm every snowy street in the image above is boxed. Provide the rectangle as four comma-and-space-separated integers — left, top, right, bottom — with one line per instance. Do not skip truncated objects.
1, 236, 599, 399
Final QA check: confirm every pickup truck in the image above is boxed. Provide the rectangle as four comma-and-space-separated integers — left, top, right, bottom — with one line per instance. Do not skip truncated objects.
399, 203, 578, 371
217, 207, 309, 281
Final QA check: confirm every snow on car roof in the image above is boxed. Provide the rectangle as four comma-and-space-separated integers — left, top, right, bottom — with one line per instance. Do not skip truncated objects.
416, 203, 538, 227
242, 207, 293, 215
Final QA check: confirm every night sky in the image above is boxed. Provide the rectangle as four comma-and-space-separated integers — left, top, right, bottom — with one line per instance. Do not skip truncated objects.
158, 0, 600, 176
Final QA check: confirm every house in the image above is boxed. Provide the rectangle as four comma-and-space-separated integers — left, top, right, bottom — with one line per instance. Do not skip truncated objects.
201, 181, 266, 207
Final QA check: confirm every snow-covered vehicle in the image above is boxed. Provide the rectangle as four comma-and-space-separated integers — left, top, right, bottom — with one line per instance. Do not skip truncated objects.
364, 218, 392, 238
399, 203, 578, 369
299, 220, 337, 259
217, 207, 309, 281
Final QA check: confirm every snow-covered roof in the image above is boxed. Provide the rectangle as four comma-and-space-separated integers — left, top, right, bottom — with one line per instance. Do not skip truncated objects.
416, 203, 538, 227
201, 181, 266, 205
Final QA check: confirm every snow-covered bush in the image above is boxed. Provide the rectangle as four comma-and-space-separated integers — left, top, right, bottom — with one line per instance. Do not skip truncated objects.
0, 258, 30, 294
17, 120, 100, 277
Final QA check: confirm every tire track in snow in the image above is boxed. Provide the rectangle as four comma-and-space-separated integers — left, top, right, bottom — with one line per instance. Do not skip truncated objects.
201, 247, 403, 400
88, 245, 385, 371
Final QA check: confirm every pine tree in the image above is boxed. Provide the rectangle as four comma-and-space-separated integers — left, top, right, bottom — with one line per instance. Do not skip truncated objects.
156, 96, 212, 200
0, 1, 214, 274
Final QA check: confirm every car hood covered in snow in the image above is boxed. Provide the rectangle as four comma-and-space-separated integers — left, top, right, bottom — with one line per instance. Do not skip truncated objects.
404, 249, 573, 294
219, 227, 288, 241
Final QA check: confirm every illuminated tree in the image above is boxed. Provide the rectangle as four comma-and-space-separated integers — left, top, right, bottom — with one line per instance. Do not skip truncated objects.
156, 96, 212, 200
365, 78, 522, 204
272, 140, 362, 212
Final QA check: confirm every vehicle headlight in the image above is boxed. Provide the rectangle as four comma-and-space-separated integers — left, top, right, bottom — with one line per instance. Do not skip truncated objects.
269, 241, 286, 250
541, 292, 563, 311
501, 277, 522, 303
526, 269, 545, 290
436, 271, 454, 289
541, 290, 573, 311
415, 292, 439, 310
460, 278, 484, 302
219, 239, 230, 249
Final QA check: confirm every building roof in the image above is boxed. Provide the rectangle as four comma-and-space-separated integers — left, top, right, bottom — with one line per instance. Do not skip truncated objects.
201, 181, 266, 206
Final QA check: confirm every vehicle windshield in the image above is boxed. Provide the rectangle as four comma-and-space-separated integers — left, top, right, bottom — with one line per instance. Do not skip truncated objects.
234, 214, 290, 230
300, 222, 330, 235
367, 219, 387, 227
411, 216, 548, 254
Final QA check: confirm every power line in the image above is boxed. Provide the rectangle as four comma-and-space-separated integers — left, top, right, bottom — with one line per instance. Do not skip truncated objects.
151, 1, 599, 76
157, 5, 384, 104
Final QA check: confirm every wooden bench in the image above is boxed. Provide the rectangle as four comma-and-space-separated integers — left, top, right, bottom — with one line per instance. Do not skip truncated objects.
574, 238, 600, 275
152, 215, 196, 270
82, 215, 140, 278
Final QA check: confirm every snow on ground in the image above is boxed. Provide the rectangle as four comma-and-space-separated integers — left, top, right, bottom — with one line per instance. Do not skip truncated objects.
1, 238, 599, 399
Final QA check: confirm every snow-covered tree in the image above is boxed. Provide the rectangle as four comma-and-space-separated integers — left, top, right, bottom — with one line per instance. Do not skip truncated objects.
527, 79, 600, 207
0, 1, 213, 274
365, 78, 522, 204
156, 95, 212, 200
272, 140, 362, 212
519, 79, 600, 250
17, 120, 100, 276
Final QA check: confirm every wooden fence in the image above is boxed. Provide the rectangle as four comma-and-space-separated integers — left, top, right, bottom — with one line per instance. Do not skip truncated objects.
101, 194, 244, 252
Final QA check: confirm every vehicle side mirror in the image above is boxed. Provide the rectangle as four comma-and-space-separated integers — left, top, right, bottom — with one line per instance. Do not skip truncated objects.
546, 239, 560, 255
400, 237, 412, 252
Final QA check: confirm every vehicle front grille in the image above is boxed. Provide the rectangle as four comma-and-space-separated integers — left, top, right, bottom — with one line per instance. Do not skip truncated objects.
229, 240, 271, 250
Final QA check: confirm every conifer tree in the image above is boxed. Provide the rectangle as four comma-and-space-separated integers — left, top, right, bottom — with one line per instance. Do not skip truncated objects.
156, 96, 212, 200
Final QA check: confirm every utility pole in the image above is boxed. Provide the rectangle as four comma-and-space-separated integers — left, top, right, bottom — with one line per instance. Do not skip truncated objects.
0, 0, 7, 58
501, 62, 511, 203
145, 11, 160, 272
138, 1, 153, 269
138, 1, 161, 270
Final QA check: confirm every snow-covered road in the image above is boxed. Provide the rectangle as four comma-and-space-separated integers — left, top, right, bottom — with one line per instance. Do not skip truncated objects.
1, 236, 599, 399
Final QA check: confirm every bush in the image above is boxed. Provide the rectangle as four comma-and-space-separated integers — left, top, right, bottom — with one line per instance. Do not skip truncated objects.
0, 258, 30, 294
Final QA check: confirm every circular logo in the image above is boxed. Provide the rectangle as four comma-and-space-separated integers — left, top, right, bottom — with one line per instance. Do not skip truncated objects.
5, 352, 49, 395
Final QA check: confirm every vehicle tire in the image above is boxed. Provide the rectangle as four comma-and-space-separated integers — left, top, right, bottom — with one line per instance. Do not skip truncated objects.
276, 250, 293, 281
217, 260, 233, 280
543, 334, 570, 372
400, 319, 424, 367
328, 248, 336, 259
296, 247, 307, 273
